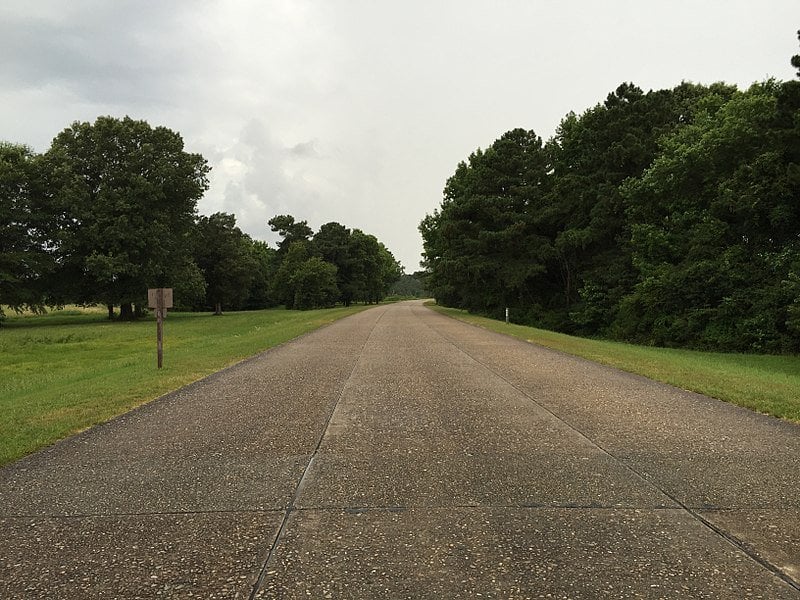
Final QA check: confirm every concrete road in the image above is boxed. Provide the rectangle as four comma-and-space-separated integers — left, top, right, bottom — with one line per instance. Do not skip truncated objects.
1, 301, 799, 599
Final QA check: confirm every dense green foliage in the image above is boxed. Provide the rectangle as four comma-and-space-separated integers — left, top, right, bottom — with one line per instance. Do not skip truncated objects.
42, 116, 211, 319
421, 39, 800, 353
0, 143, 52, 318
1, 117, 402, 320
269, 215, 402, 309
389, 272, 429, 298
193, 212, 258, 314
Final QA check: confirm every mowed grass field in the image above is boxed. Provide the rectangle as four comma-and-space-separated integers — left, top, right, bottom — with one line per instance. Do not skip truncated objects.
0, 305, 368, 465
430, 305, 800, 423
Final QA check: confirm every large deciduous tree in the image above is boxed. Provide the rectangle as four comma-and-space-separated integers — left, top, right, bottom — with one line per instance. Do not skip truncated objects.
0, 143, 53, 320
243, 240, 279, 310
42, 116, 209, 319
193, 212, 257, 315
288, 257, 339, 310
269, 214, 401, 309
346, 230, 402, 304
313, 221, 355, 305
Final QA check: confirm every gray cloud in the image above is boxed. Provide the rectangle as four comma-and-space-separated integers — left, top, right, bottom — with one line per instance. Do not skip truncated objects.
289, 141, 319, 158
1, 0, 798, 270
0, 2, 197, 107
198, 117, 328, 246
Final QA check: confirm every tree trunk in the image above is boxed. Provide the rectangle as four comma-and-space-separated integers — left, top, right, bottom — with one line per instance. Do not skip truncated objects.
119, 302, 134, 320
214, 302, 223, 316
107, 304, 114, 320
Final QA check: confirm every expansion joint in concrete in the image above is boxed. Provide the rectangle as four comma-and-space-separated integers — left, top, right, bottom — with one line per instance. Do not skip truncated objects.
421, 309, 800, 593
247, 307, 388, 599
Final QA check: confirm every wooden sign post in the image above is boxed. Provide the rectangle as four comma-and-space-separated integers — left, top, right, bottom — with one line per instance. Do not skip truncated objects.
147, 288, 173, 369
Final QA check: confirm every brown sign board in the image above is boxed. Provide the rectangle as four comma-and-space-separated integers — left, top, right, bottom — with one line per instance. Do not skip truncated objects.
147, 288, 173, 309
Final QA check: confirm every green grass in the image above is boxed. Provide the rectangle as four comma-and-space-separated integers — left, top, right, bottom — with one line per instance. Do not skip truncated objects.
429, 305, 800, 423
0, 305, 368, 465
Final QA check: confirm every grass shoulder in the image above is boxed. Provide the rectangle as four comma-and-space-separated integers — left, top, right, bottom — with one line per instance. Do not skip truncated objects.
428, 304, 800, 423
1, 305, 369, 465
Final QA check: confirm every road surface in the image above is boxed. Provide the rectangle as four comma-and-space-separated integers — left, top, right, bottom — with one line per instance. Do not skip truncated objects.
1, 301, 799, 598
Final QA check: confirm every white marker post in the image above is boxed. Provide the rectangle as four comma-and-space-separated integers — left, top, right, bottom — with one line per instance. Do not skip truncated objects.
505, 307, 509, 324
148, 288, 173, 369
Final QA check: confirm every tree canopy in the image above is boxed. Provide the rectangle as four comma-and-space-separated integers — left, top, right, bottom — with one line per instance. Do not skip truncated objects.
1, 117, 403, 322
193, 212, 258, 315
421, 37, 800, 353
42, 116, 210, 318
0, 143, 52, 318
270, 217, 402, 310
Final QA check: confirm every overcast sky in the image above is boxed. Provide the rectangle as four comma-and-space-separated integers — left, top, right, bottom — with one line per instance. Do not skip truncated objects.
1, 1, 797, 270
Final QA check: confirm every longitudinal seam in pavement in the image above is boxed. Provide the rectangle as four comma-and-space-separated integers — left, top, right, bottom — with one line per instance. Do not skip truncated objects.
3, 508, 285, 519
288, 504, 681, 512
247, 307, 389, 600
421, 306, 800, 592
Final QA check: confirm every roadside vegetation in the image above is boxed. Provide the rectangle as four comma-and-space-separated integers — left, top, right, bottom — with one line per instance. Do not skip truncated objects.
431, 305, 800, 423
0, 305, 367, 465
1, 117, 403, 325
420, 34, 800, 354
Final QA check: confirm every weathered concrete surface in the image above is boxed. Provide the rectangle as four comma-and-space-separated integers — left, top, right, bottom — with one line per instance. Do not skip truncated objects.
1, 300, 798, 598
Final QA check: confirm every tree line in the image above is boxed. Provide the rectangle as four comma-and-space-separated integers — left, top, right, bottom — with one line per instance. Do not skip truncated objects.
0, 116, 401, 321
420, 34, 800, 353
